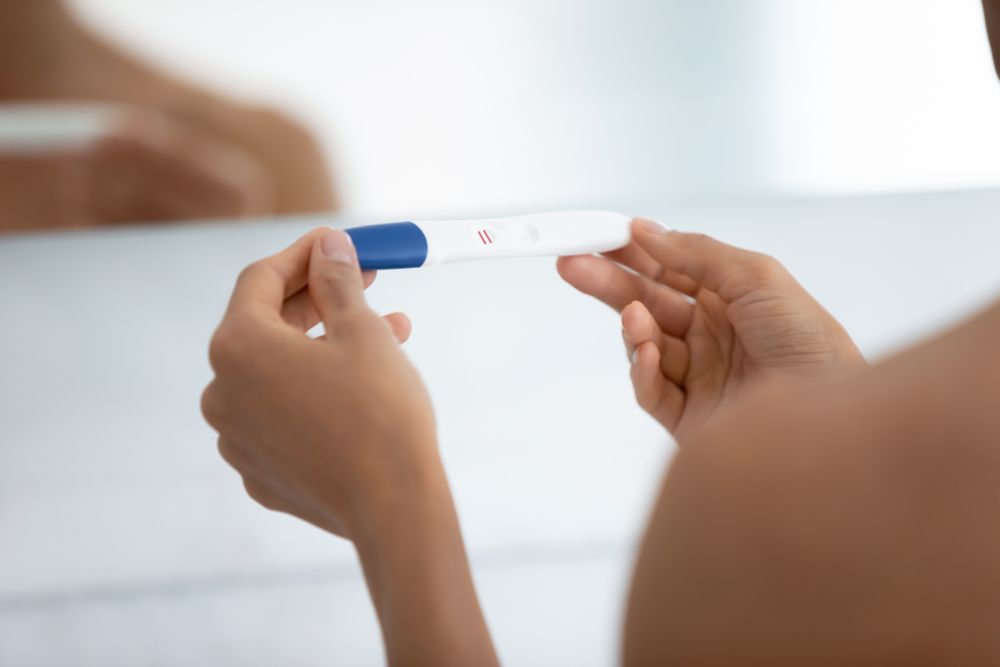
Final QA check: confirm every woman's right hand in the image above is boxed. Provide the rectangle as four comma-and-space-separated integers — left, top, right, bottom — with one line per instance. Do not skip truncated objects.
200, 228, 439, 541
201, 229, 500, 666
559, 220, 865, 440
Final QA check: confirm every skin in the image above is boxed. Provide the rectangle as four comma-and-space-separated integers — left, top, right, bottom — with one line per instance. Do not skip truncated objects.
625, 303, 1000, 665
0, 1, 336, 233
202, 3, 1000, 663
557, 220, 864, 438
618, 5, 1000, 662
984, 0, 1000, 76
204, 220, 869, 664
202, 229, 498, 667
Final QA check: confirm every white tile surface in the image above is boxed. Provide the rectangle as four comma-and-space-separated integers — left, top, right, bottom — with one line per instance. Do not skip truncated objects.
0, 547, 629, 667
2, 191, 1000, 665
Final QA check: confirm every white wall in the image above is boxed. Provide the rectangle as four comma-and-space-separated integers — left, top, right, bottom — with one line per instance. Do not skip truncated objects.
67, 0, 1000, 212
767, 0, 1000, 194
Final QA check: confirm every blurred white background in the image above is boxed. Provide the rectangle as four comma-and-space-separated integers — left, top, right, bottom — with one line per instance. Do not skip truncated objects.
67, 0, 1000, 216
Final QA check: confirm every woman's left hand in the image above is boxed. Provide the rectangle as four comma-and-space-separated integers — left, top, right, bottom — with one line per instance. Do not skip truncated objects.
559, 220, 865, 440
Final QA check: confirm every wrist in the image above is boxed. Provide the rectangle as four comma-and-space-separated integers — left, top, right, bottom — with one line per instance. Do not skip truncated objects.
349, 462, 498, 666
349, 449, 452, 554
350, 457, 461, 622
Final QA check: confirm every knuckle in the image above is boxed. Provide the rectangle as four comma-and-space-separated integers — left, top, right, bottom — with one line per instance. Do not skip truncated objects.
208, 308, 264, 372
225, 307, 262, 340
630, 373, 655, 411
200, 384, 224, 427
636, 389, 657, 413
685, 232, 714, 250
207, 330, 227, 371
242, 477, 277, 509
679, 232, 721, 257
217, 439, 239, 468
744, 253, 787, 285
241, 476, 261, 499
236, 260, 266, 287
208, 325, 240, 372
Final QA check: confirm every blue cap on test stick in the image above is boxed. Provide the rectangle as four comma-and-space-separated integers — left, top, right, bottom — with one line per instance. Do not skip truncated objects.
345, 222, 429, 270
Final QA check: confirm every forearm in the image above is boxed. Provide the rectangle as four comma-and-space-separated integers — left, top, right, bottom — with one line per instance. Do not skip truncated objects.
353, 463, 499, 667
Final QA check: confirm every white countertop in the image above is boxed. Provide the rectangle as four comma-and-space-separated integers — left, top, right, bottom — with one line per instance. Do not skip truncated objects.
2, 190, 999, 666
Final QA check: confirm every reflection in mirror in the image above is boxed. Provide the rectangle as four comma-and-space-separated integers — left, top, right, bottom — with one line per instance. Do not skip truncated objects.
0, 0, 336, 235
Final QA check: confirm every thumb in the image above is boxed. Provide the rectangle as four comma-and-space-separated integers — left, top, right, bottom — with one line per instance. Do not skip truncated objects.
309, 229, 368, 330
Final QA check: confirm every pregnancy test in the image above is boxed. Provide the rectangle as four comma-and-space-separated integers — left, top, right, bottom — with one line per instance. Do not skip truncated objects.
344, 210, 631, 270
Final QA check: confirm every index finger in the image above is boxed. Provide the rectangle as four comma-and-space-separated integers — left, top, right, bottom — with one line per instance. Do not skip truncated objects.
226, 227, 327, 318
603, 238, 699, 297
632, 220, 785, 302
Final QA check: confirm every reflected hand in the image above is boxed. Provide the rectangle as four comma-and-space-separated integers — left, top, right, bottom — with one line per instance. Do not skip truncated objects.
558, 220, 864, 439
0, 111, 292, 233
0, 0, 335, 232
201, 228, 440, 539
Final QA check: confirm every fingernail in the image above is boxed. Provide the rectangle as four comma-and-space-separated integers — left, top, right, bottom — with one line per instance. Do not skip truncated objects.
636, 218, 671, 234
630, 348, 639, 365
321, 230, 356, 265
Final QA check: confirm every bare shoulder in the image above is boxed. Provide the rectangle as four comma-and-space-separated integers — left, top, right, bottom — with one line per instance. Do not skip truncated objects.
624, 299, 1000, 665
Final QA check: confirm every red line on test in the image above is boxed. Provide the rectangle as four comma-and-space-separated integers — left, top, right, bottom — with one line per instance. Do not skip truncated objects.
484, 230, 493, 244
477, 230, 487, 245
